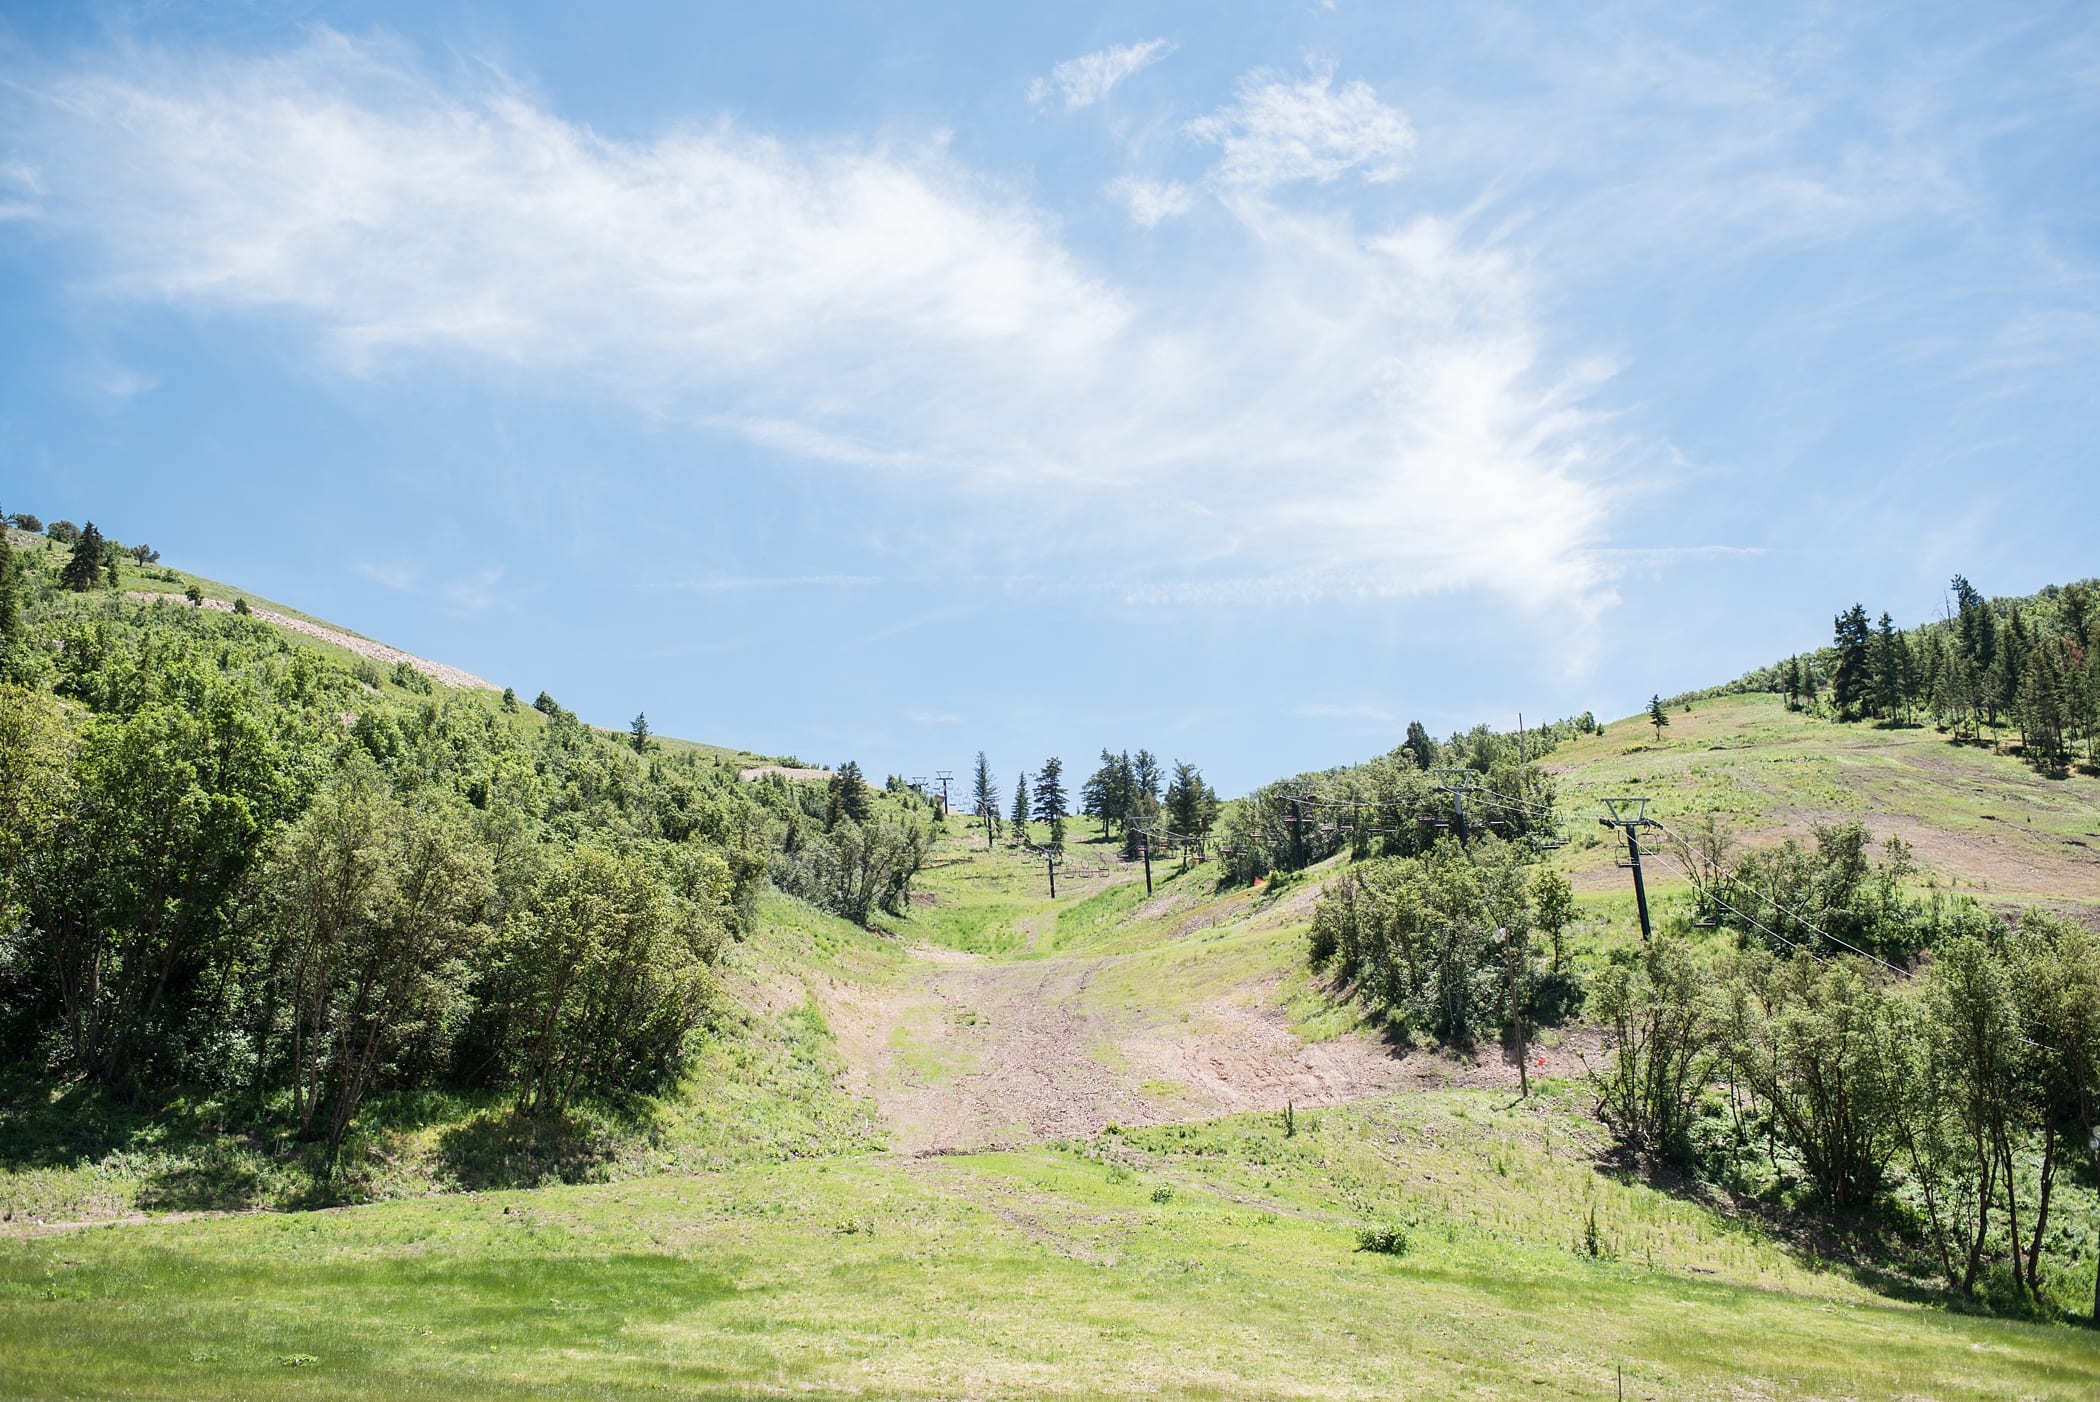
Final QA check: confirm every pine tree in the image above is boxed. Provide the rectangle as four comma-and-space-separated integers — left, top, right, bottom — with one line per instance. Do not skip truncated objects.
0, 521, 17, 651
1009, 772, 1030, 845
1869, 613, 1906, 722
1081, 754, 1113, 838
1647, 694, 1670, 738
1131, 750, 1163, 823
1402, 721, 1437, 770
1032, 758, 1069, 849
1831, 604, 1872, 719
630, 712, 650, 753
1164, 761, 1218, 863
61, 521, 105, 592
1782, 656, 1801, 711
828, 760, 870, 826
971, 751, 1000, 850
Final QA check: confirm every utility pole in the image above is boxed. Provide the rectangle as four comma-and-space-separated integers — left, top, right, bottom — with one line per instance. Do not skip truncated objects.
1045, 847, 1061, 899
1288, 797, 1306, 869
934, 770, 953, 815
1139, 829, 1153, 895
1598, 797, 1659, 942
1430, 768, 1483, 847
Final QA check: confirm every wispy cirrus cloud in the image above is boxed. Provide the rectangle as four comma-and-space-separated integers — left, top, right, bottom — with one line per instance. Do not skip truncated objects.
1107, 176, 1193, 227
1189, 65, 1415, 186
9, 33, 1625, 618
1029, 38, 1173, 111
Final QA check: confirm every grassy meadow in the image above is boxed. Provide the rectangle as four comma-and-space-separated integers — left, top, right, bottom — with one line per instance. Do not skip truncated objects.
8, 1087, 2098, 1399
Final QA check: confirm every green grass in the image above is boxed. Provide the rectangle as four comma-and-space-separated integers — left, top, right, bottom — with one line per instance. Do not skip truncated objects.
5, 1089, 2095, 1399
0, 896, 891, 1223
1549, 692, 2100, 904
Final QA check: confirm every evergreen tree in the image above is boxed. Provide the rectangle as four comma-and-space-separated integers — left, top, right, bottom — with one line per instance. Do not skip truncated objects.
1080, 753, 1114, 838
61, 520, 105, 592
2020, 637, 2070, 769
630, 712, 650, 753
0, 521, 16, 651
1869, 613, 1907, 721
1831, 604, 1872, 719
1991, 608, 2029, 736
828, 760, 870, 826
1009, 772, 1030, 844
1402, 721, 1437, 770
971, 751, 999, 850
1164, 761, 1220, 861
1647, 694, 1670, 738
1032, 757, 1069, 848
1131, 750, 1163, 823
1782, 656, 1801, 711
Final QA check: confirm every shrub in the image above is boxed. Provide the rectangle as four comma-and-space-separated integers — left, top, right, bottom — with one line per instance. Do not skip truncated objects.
1150, 1184, 1174, 1204
232, 597, 251, 616
1355, 1225, 1409, 1255
8, 513, 42, 533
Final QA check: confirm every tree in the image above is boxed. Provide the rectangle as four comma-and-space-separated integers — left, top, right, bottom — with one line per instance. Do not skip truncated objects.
61, 521, 105, 592
1591, 934, 1713, 1164
630, 712, 650, 754
1831, 604, 1872, 719
183, 584, 204, 607
1869, 613, 1908, 721
1647, 694, 1670, 738
1009, 772, 1030, 843
1164, 760, 1219, 860
500, 843, 724, 1117
0, 525, 17, 652
1131, 750, 1163, 824
827, 760, 870, 827
8, 512, 42, 533
1033, 757, 1069, 848
46, 519, 79, 544
1402, 721, 1437, 771
1782, 656, 1801, 711
261, 772, 493, 1166
127, 543, 159, 566
1080, 751, 1116, 838
971, 751, 1000, 850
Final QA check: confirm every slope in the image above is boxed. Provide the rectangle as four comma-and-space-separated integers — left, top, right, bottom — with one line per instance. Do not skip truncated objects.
1545, 691, 2100, 909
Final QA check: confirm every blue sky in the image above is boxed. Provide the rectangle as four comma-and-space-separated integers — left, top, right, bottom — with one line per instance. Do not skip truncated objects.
2, 3, 2096, 794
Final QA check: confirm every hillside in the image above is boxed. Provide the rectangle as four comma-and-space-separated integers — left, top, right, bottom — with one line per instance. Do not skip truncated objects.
6, 536, 2100, 1397
1548, 691, 2100, 909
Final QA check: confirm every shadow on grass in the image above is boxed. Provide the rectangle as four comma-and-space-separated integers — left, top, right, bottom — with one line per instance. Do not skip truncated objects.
435, 1107, 624, 1191
1593, 1145, 1955, 1309
135, 1138, 272, 1212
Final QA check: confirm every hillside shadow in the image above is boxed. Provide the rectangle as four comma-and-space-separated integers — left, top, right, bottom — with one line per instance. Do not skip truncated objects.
435, 1108, 621, 1190
1594, 1147, 1946, 1307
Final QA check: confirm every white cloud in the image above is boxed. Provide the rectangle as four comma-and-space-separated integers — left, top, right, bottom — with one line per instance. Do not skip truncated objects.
13, 36, 1622, 614
1190, 66, 1415, 186
1029, 38, 1174, 110
1108, 176, 1193, 227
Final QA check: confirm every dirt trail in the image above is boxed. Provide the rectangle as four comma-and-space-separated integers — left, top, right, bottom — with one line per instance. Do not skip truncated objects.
825, 939, 1595, 1154
127, 592, 497, 691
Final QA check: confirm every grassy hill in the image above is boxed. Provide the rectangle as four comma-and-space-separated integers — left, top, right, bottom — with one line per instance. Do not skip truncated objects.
7, 540, 2100, 1396
7, 820, 2100, 1397
1546, 691, 2100, 910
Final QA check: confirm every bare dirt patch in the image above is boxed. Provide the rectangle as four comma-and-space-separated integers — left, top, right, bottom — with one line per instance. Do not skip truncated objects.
128, 593, 496, 691
820, 943, 1594, 1154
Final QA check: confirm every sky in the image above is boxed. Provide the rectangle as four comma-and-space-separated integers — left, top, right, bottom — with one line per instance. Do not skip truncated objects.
2, 2, 2096, 795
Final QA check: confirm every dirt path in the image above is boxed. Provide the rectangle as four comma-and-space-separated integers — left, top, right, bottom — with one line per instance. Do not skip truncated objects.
825, 942, 1597, 1154
127, 592, 497, 691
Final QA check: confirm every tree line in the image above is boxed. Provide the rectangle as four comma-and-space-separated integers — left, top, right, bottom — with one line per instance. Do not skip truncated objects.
1595, 908, 2100, 1314
1700, 574, 2099, 772
969, 749, 1221, 860
0, 518, 921, 1173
